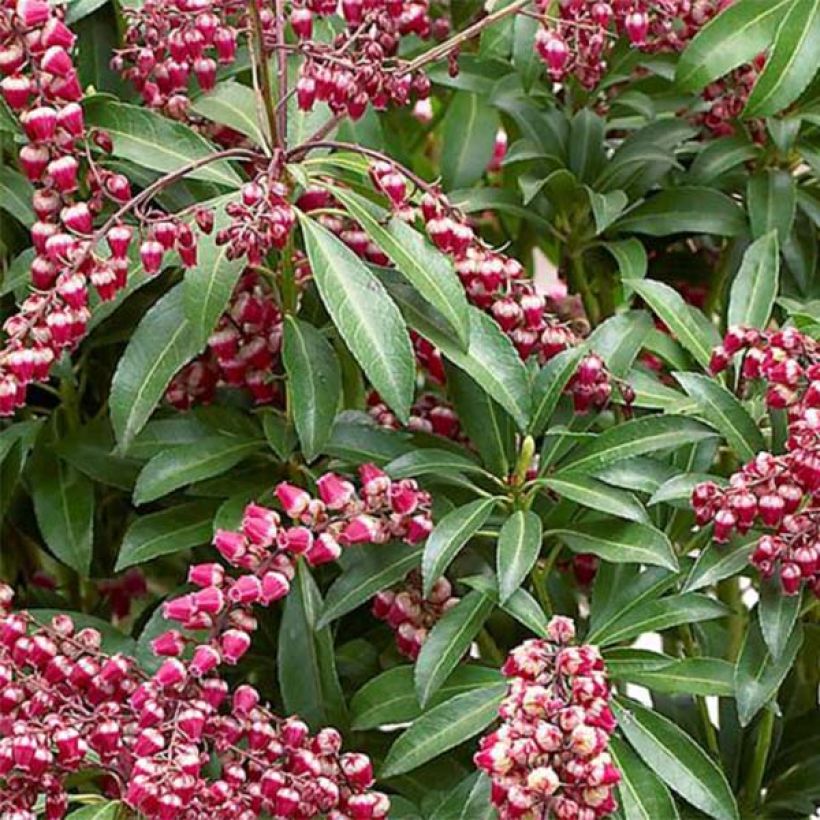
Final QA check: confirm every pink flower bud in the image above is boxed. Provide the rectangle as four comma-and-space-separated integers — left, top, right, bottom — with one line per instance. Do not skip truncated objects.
193, 586, 225, 615
221, 629, 251, 665
139, 239, 164, 275
213, 529, 247, 563
190, 643, 221, 676
154, 657, 187, 689
188, 562, 225, 588
151, 630, 186, 657
261, 571, 290, 603
41, 46, 74, 77
341, 514, 380, 545
16, 0, 51, 28
47, 155, 79, 192
317, 472, 355, 510
306, 532, 342, 566
276, 482, 311, 518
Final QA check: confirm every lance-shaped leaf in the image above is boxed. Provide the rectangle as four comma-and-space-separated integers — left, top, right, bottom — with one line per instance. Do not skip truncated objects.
727, 231, 780, 330
558, 415, 717, 475
278, 562, 347, 730
462, 574, 551, 639
549, 520, 678, 571
735, 611, 803, 726
318, 543, 422, 628
440, 92, 499, 189
385, 449, 487, 481
65, 802, 125, 820
496, 510, 543, 603
380, 684, 507, 778
617, 658, 736, 697
744, 0, 820, 117
530, 347, 586, 436
415, 590, 495, 707
676, 0, 789, 92
759, 574, 802, 660
351, 665, 502, 731
190, 81, 269, 147
674, 372, 765, 462
631, 279, 721, 369
110, 285, 203, 450
116, 501, 219, 571
540, 473, 649, 524
282, 316, 341, 461
613, 699, 739, 820
298, 213, 415, 423
587, 310, 653, 377
682, 537, 756, 592
610, 736, 680, 820
422, 498, 497, 596
747, 169, 796, 246
330, 187, 470, 346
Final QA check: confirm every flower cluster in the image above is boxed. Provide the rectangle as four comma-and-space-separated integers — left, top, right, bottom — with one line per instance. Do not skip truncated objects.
692, 327, 820, 596
166, 269, 299, 409
474, 617, 619, 819
292, 0, 438, 121
697, 56, 766, 141
159, 464, 433, 670
0, 585, 388, 819
367, 390, 464, 442
371, 571, 459, 659
114, 0, 244, 117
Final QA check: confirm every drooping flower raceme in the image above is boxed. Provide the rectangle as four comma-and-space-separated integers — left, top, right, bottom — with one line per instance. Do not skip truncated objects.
474, 617, 620, 820
0, 585, 388, 819
692, 327, 820, 597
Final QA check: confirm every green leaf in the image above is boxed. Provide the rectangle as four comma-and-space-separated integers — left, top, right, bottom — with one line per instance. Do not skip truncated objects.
182, 200, 245, 344
539, 474, 649, 524
110, 285, 203, 450
605, 239, 648, 289
727, 231, 780, 330
350, 665, 502, 731
549, 520, 678, 571
278, 561, 347, 730
116, 501, 218, 571
133, 435, 261, 504
673, 372, 765, 462
689, 135, 759, 184
283, 316, 341, 461
568, 109, 606, 183
57, 417, 141, 490
318, 543, 422, 628
83, 98, 242, 186
530, 347, 586, 436
385, 449, 486, 480
382, 273, 531, 430
613, 699, 739, 820
330, 188, 470, 347
461, 574, 551, 639
620, 658, 736, 696
631, 279, 722, 369
422, 498, 497, 597
497, 510, 542, 604
744, 0, 820, 116
190, 81, 269, 146
30, 456, 94, 575
759, 574, 802, 660
459, 773, 495, 820
559, 415, 717, 475
682, 536, 755, 592
676, 0, 789, 92
0, 165, 35, 225
65, 801, 124, 819
747, 169, 797, 245
587, 310, 654, 378
610, 736, 680, 820
298, 214, 415, 423
415, 590, 495, 707
260, 409, 298, 460
614, 187, 746, 237
588, 189, 630, 234
447, 366, 515, 476
735, 612, 803, 726
440, 92, 499, 189
380, 684, 507, 778
594, 593, 728, 646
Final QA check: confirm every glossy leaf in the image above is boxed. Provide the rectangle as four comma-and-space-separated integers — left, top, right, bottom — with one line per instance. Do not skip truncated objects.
559, 415, 717, 475
689, 135, 759, 184
415, 590, 495, 707
631, 279, 722, 368
759, 574, 802, 660
727, 231, 780, 330
550, 519, 678, 571
735, 615, 803, 726
298, 214, 415, 423
440, 92, 499, 189
744, 0, 820, 117
422, 498, 497, 597
604, 239, 648, 290
65, 802, 124, 819
674, 372, 765, 462
676, 0, 788, 92
116, 501, 218, 571
497, 510, 543, 603
530, 346, 586, 436
620, 657, 736, 696
747, 169, 797, 245
385, 449, 485, 480
682, 537, 756, 592
380, 684, 507, 778
330, 188, 470, 346
190, 81, 269, 146
540, 473, 649, 523
318, 543, 422, 628
0, 165, 35, 226
610, 736, 680, 820
613, 699, 739, 820
282, 316, 341, 461
133, 435, 261, 504
588, 310, 653, 378
350, 665, 502, 731
110, 285, 203, 450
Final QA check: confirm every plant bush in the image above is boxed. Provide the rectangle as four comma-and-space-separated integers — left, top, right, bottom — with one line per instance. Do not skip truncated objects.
0, 0, 818, 817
